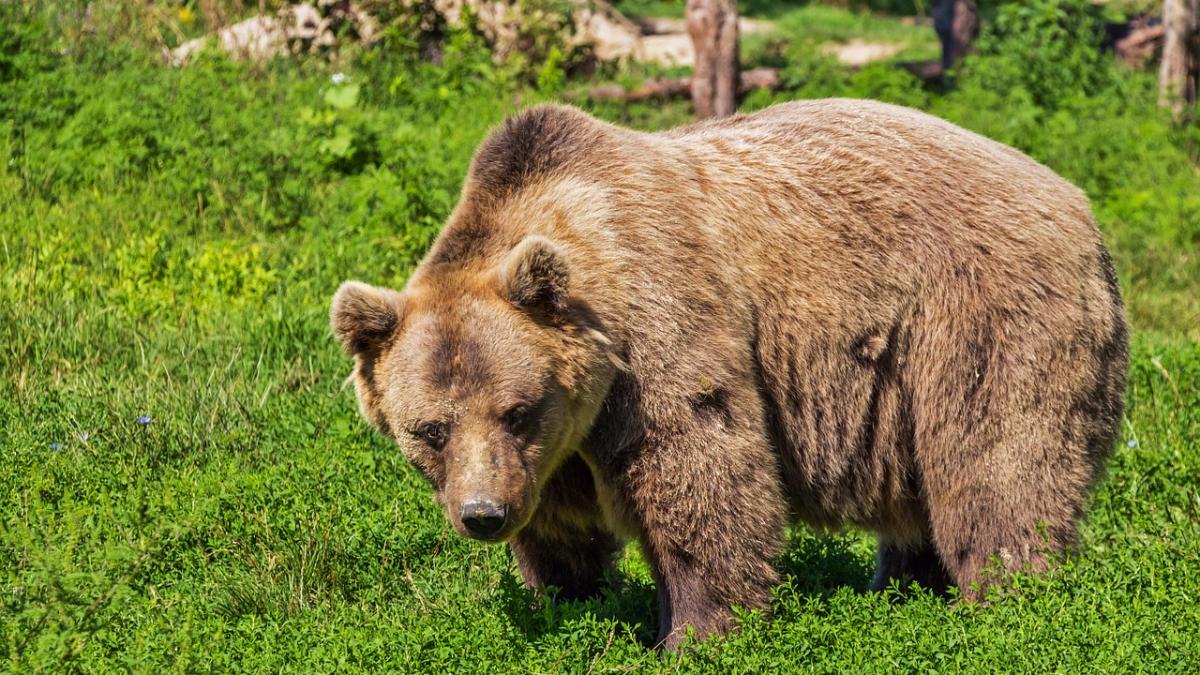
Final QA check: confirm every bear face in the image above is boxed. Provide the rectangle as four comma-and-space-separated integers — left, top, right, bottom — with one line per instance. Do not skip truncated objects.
332, 236, 619, 542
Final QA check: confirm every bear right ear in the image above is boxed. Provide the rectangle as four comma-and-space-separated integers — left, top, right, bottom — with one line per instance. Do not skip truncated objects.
330, 281, 405, 355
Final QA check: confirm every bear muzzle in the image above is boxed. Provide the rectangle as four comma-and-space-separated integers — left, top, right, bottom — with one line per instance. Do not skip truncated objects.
460, 497, 509, 540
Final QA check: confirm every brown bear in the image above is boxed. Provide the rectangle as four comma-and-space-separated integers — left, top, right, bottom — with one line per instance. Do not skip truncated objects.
330, 99, 1128, 649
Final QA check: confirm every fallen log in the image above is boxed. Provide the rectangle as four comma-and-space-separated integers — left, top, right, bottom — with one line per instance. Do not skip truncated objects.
587, 67, 779, 102
898, 59, 945, 82
1113, 19, 1165, 69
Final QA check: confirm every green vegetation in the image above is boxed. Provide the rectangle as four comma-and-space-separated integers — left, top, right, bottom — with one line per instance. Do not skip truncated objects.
2, 0, 1198, 670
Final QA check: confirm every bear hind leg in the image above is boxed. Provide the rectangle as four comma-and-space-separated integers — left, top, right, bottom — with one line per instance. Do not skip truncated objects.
871, 539, 953, 596
924, 480, 1076, 601
910, 313, 1110, 600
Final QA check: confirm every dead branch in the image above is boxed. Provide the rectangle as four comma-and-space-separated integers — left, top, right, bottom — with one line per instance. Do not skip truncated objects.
1115, 22, 1166, 68
587, 67, 779, 102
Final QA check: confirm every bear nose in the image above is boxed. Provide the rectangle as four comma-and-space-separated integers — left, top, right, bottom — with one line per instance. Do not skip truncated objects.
460, 499, 508, 539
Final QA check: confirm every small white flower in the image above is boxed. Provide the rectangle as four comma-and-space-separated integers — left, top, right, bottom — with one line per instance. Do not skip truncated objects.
331, 72, 346, 85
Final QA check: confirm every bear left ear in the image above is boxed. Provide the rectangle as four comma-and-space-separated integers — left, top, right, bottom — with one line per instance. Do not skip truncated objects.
330, 281, 405, 355
499, 235, 570, 316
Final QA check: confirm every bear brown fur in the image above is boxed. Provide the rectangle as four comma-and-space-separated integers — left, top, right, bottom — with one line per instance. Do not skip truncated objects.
330, 99, 1128, 649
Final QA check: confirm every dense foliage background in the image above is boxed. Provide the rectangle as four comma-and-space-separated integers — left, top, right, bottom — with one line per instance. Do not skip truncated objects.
2, 0, 1198, 670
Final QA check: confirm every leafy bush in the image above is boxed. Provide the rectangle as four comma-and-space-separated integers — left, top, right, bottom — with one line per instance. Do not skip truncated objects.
957, 0, 1113, 109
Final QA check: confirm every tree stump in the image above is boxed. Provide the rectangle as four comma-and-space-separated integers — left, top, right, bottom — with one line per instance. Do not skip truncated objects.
933, 0, 978, 74
1159, 0, 1199, 114
687, 0, 739, 118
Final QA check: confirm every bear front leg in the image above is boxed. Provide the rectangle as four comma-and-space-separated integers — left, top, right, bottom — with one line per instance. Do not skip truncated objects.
508, 454, 623, 601
628, 420, 787, 650
510, 523, 621, 601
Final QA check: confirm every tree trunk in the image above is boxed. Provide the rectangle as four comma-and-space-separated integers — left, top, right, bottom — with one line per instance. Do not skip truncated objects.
687, 0, 739, 118
933, 0, 978, 73
1159, 0, 1199, 113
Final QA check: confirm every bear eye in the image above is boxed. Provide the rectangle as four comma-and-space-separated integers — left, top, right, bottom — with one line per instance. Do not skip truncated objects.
502, 405, 531, 435
413, 421, 448, 450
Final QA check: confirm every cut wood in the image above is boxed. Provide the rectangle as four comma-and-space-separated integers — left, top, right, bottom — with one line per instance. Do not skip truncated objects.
586, 68, 779, 102
165, 1, 376, 65
166, 0, 723, 68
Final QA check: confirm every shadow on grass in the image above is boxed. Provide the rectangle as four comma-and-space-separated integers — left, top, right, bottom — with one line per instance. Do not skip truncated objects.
776, 532, 876, 597
498, 566, 660, 646
498, 532, 878, 646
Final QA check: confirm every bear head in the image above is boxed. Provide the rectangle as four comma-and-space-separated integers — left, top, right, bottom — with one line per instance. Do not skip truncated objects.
331, 235, 620, 542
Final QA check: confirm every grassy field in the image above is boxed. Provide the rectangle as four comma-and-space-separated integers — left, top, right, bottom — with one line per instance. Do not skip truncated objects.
2, 0, 1199, 671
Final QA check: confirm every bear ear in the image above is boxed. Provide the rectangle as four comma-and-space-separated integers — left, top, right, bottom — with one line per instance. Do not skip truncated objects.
330, 281, 405, 355
498, 235, 570, 317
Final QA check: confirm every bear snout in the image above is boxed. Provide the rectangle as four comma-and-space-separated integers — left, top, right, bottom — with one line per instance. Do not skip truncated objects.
459, 497, 509, 540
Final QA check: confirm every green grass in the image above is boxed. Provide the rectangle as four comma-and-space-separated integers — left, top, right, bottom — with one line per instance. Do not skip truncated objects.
748, 4, 941, 64
3, 1, 1200, 671
611, 0, 688, 20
